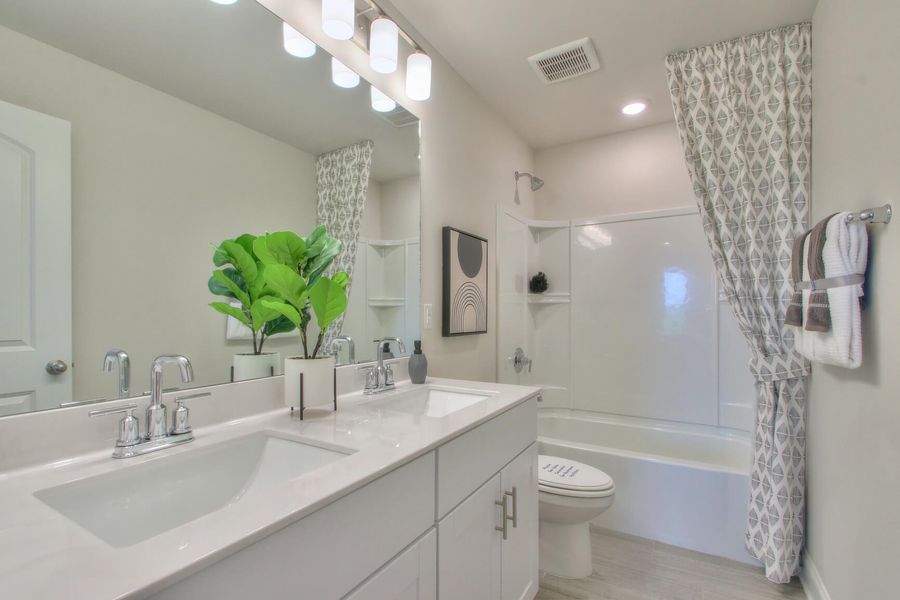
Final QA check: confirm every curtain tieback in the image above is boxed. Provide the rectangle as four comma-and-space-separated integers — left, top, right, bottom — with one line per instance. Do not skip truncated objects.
748, 352, 809, 383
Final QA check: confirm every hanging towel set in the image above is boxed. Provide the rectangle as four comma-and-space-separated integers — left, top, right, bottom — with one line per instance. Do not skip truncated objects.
787, 204, 891, 368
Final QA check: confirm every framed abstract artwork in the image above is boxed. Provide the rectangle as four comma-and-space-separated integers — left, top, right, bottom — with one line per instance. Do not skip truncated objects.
442, 227, 488, 336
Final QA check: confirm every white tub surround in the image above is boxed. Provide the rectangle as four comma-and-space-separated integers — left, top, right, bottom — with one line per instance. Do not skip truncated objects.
538, 410, 756, 565
0, 374, 539, 600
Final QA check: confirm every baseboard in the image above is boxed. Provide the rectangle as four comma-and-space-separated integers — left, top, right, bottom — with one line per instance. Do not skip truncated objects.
800, 552, 832, 600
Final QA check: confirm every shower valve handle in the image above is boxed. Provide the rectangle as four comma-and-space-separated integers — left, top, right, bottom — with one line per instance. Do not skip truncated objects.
512, 347, 532, 373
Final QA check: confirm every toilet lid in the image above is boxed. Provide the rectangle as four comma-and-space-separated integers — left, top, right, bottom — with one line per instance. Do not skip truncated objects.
538, 455, 613, 492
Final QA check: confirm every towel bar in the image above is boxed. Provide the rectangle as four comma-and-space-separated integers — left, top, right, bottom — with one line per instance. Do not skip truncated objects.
844, 203, 892, 224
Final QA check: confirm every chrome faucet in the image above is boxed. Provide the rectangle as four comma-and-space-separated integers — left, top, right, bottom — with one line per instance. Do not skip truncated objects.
147, 355, 193, 440
328, 336, 356, 366
90, 354, 204, 459
102, 349, 131, 399
364, 338, 406, 395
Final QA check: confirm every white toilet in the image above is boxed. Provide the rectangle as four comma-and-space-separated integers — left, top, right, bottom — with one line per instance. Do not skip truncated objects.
538, 455, 615, 579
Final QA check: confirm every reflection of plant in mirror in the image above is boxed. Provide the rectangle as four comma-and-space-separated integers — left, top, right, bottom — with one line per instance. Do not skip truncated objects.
254, 226, 349, 359
208, 234, 296, 355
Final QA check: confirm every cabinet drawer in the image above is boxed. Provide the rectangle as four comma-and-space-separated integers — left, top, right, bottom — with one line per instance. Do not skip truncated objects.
345, 529, 436, 600
436, 397, 537, 518
151, 452, 436, 600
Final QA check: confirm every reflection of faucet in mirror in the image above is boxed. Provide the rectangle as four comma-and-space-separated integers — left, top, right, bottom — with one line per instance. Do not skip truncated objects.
102, 349, 130, 399
365, 338, 406, 395
328, 336, 355, 366
147, 355, 193, 440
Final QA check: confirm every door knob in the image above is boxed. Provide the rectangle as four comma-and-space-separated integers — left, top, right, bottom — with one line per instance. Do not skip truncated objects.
46, 360, 68, 375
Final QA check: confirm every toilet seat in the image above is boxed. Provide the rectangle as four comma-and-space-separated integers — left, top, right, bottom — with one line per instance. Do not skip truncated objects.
538, 455, 614, 498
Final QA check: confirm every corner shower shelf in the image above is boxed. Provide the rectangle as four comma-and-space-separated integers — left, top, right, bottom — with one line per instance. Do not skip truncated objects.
367, 298, 405, 308
527, 293, 570, 305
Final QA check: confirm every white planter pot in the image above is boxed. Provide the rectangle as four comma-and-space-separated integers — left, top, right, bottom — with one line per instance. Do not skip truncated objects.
232, 352, 281, 382
283, 355, 335, 411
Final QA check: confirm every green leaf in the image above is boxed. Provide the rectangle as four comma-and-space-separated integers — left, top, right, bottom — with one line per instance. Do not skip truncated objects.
208, 267, 245, 299
263, 314, 295, 337
212, 243, 229, 267
212, 270, 250, 307
222, 240, 258, 286
262, 264, 308, 310
305, 237, 342, 286
260, 299, 302, 329
249, 297, 284, 333
331, 271, 349, 289
233, 233, 256, 257
255, 231, 306, 267
209, 302, 250, 327
308, 276, 348, 334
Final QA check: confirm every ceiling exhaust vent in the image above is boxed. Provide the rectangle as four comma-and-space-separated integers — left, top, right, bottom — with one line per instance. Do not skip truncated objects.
374, 104, 419, 128
528, 37, 600, 85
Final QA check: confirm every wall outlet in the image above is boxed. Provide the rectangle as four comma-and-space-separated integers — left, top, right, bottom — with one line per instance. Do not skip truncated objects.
423, 303, 433, 330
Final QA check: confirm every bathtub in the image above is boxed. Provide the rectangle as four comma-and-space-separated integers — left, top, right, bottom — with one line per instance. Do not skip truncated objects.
538, 409, 759, 565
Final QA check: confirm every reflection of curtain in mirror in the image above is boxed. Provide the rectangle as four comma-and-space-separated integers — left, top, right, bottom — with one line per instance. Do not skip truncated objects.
315, 139, 374, 347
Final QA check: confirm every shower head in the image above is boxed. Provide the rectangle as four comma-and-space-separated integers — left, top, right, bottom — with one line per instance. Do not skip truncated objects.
515, 171, 544, 191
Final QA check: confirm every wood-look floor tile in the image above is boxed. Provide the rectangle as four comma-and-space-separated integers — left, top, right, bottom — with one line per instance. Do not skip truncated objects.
537, 528, 807, 600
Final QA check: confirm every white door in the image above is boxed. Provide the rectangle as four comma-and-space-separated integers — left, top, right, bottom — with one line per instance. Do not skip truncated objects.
438, 473, 503, 600
496, 208, 528, 384
501, 444, 540, 600
0, 99, 72, 415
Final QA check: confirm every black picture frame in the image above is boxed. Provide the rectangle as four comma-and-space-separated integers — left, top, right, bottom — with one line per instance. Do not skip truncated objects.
442, 226, 489, 337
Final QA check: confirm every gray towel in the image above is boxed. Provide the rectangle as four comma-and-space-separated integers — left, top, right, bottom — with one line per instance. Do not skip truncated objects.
805, 213, 839, 332
786, 230, 812, 327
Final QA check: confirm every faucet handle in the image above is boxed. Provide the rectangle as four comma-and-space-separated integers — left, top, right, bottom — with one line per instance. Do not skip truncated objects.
89, 404, 141, 447
171, 392, 210, 435
384, 364, 395, 387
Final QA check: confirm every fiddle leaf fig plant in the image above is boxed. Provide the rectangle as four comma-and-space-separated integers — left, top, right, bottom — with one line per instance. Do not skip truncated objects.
255, 226, 349, 359
208, 234, 294, 355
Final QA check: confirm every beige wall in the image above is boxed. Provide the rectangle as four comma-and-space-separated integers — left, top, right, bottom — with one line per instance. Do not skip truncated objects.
0, 25, 318, 401
261, 0, 536, 382
806, 1, 900, 598
534, 122, 694, 220
381, 175, 421, 240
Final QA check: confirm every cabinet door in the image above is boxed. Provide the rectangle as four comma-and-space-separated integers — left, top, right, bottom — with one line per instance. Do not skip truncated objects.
346, 529, 436, 600
438, 473, 503, 600
501, 444, 539, 600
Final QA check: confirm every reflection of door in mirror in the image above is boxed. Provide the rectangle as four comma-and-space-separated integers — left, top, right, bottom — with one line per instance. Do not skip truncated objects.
0, 99, 71, 415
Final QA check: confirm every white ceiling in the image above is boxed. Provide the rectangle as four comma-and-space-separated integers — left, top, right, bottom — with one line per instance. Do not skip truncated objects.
0, 0, 419, 181
389, 0, 818, 149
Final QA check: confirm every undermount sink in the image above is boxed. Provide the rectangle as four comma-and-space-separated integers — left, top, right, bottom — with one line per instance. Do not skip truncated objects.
34, 432, 352, 548
366, 386, 492, 418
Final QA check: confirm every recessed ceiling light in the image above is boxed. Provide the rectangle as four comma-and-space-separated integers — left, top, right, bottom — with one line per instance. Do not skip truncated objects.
621, 100, 648, 116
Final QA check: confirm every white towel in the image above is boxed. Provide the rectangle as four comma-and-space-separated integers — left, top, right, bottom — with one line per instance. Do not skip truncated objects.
797, 212, 868, 368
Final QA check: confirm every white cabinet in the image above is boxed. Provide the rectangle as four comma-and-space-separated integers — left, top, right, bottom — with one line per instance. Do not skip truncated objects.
438, 443, 539, 600
501, 444, 539, 600
346, 529, 436, 600
438, 473, 503, 600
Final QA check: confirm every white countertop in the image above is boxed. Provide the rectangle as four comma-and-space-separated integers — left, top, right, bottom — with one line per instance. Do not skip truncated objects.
0, 377, 539, 600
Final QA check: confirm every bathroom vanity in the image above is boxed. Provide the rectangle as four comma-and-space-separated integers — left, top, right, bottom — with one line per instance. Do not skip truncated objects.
0, 375, 540, 600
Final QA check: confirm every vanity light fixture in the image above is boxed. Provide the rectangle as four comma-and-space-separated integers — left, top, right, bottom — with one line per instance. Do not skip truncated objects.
371, 85, 396, 112
322, 0, 355, 40
621, 100, 648, 115
369, 18, 399, 74
405, 52, 432, 101
332, 57, 360, 88
209, 0, 238, 4
283, 22, 316, 58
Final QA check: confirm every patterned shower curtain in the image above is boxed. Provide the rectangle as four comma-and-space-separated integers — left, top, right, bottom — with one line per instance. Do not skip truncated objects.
665, 23, 812, 583
315, 139, 374, 347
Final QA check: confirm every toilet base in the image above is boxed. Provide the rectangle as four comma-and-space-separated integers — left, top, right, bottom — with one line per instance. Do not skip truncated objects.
539, 520, 593, 579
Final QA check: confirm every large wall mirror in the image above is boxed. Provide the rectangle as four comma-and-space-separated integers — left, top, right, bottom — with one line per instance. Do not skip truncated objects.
0, 0, 420, 417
